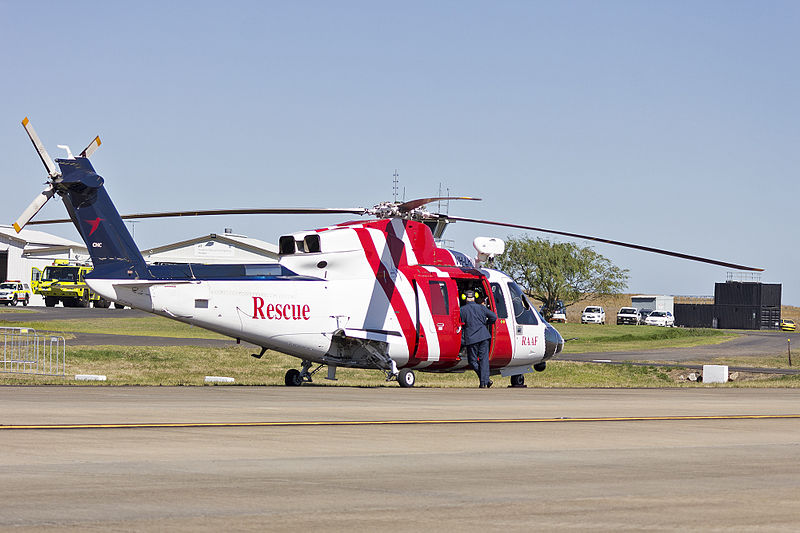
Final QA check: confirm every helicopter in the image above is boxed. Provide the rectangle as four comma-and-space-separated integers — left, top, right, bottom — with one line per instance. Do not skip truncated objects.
13, 118, 763, 387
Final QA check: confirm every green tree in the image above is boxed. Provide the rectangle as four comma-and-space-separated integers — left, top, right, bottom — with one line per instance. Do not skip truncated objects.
494, 236, 629, 319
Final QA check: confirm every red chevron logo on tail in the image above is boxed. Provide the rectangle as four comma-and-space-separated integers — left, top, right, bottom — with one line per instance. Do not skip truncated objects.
85, 217, 104, 236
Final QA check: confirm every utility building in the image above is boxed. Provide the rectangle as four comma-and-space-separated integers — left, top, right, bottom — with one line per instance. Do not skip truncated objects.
674, 279, 782, 330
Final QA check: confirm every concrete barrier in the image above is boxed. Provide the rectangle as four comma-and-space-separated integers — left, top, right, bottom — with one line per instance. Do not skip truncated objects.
205, 376, 235, 384
702, 365, 728, 384
75, 374, 107, 381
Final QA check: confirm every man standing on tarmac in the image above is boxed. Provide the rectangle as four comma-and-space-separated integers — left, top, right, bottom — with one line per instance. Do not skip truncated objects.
460, 289, 497, 388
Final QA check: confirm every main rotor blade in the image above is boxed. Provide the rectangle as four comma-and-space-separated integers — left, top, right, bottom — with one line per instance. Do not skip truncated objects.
446, 215, 764, 272
13, 185, 56, 233
398, 196, 481, 213
26, 207, 369, 226
21, 117, 59, 178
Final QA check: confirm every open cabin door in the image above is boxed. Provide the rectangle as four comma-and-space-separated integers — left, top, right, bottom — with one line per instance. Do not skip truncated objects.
420, 278, 462, 363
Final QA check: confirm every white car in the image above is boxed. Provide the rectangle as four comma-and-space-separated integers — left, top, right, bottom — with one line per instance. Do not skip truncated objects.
616, 307, 639, 325
581, 306, 605, 324
644, 310, 675, 327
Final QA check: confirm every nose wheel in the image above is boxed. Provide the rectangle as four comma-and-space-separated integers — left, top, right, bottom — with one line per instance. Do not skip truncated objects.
284, 368, 303, 386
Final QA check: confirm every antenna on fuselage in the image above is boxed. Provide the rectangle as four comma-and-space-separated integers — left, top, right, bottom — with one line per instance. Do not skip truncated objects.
392, 170, 399, 203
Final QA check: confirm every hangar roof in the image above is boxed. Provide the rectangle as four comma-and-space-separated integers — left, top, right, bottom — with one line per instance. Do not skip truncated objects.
0, 224, 85, 249
141, 232, 279, 264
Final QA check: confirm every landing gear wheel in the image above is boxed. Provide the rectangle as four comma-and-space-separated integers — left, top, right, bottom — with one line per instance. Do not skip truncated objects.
397, 369, 416, 388
284, 368, 303, 386
77, 293, 89, 308
534, 362, 547, 372
510, 374, 525, 387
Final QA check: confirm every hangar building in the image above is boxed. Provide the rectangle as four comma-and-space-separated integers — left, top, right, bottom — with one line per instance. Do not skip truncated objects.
1, 227, 279, 306
0, 225, 90, 306
140, 231, 279, 264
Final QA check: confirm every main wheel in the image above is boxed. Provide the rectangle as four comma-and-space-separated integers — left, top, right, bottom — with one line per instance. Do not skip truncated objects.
284, 368, 303, 386
397, 368, 416, 388
77, 292, 89, 308
510, 374, 525, 387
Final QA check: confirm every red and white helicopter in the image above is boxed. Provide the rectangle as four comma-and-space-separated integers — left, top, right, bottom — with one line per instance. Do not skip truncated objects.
13, 119, 763, 387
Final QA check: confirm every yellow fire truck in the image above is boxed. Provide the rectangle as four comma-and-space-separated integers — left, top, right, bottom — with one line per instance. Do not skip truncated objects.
31, 260, 112, 308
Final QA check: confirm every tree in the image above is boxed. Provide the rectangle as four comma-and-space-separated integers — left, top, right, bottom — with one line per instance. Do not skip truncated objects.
493, 236, 629, 319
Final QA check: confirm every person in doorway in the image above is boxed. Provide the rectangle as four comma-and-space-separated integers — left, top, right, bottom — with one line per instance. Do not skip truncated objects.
460, 289, 497, 388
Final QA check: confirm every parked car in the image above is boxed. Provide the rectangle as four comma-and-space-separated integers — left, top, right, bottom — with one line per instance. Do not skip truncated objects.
616, 307, 639, 325
780, 319, 796, 332
541, 300, 567, 323
581, 306, 605, 324
638, 308, 653, 325
0, 281, 32, 306
644, 310, 675, 327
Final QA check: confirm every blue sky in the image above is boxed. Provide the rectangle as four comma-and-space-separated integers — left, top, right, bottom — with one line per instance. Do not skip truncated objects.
3, 1, 799, 303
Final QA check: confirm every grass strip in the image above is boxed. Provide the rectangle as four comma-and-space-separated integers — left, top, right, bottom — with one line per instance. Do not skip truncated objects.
1, 346, 797, 388
553, 324, 736, 353
0, 317, 227, 339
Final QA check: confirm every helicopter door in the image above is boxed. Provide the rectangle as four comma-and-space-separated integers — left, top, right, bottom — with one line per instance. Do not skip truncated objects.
506, 281, 540, 358
488, 282, 514, 366
424, 279, 461, 361
31, 267, 41, 290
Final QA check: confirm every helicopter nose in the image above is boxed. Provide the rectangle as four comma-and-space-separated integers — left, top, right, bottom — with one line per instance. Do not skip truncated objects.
544, 323, 564, 358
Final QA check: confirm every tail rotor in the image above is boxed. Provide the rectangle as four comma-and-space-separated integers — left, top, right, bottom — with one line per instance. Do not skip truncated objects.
13, 117, 100, 233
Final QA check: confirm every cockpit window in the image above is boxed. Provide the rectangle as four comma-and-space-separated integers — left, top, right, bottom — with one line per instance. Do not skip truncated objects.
490, 283, 508, 319
507, 282, 538, 325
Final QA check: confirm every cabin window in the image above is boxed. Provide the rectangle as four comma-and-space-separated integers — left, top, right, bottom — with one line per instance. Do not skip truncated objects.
490, 283, 508, 319
279, 236, 296, 255
195, 299, 209, 309
507, 282, 539, 325
303, 234, 321, 253
428, 281, 449, 315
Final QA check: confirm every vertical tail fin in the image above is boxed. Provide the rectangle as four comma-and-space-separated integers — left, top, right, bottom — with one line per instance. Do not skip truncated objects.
56, 157, 151, 280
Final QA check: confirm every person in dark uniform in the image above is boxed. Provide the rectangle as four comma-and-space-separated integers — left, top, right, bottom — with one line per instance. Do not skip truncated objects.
460, 289, 497, 388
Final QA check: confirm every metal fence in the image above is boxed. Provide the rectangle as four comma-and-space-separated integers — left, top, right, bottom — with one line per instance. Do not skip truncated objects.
1, 327, 66, 376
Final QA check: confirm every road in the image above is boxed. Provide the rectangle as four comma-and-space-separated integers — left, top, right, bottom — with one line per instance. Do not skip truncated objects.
2, 307, 797, 360
2, 387, 799, 531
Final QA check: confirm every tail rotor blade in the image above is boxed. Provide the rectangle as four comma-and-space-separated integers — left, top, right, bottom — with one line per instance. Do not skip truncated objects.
80, 136, 101, 158
21, 117, 59, 178
13, 185, 56, 233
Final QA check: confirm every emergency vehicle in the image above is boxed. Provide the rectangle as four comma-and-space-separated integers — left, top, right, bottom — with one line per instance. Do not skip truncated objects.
0, 281, 32, 306
31, 259, 111, 308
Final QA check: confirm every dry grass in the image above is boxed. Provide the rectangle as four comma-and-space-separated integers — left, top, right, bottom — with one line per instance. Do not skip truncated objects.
1, 345, 798, 388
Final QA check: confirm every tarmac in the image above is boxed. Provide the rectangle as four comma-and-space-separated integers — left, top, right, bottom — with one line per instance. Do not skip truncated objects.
2, 387, 800, 531
2, 307, 800, 530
